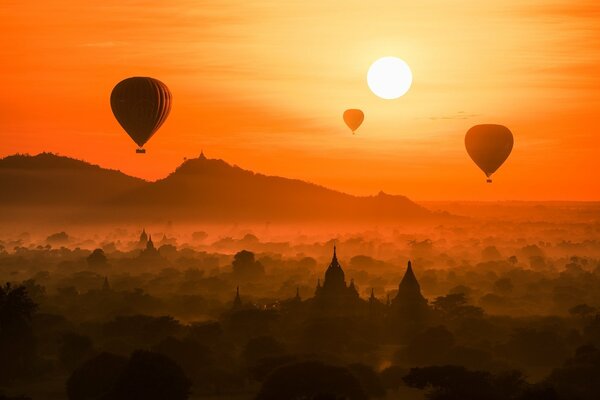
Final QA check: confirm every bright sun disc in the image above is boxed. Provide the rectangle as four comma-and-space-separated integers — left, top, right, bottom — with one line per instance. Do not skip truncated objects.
367, 57, 413, 99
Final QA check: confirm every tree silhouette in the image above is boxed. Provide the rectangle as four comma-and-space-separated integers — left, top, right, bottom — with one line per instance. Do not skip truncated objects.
380, 365, 409, 391
403, 365, 551, 400
501, 328, 569, 367
545, 344, 600, 400
348, 363, 385, 398
256, 361, 367, 400
86, 248, 107, 267
111, 350, 191, 400
232, 250, 265, 281
67, 352, 128, 400
0, 283, 38, 383
153, 336, 213, 383
396, 326, 455, 366
432, 293, 484, 319
404, 365, 513, 400
569, 304, 596, 319
249, 355, 298, 382
242, 336, 285, 367
59, 333, 94, 371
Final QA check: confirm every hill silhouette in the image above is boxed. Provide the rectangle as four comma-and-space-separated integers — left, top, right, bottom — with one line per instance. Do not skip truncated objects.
0, 153, 146, 206
1, 152, 435, 224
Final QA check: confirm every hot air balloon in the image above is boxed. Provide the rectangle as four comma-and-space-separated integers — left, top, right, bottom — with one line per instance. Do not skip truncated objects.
465, 124, 514, 183
110, 77, 172, 153
343, 109, 364, 134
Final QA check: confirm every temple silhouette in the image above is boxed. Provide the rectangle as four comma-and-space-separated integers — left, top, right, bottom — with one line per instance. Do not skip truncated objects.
230, 245, 431, 336
313, 245, 361, 315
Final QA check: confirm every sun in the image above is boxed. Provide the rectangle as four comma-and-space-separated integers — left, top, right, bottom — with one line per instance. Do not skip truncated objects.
367, 57, 413, 99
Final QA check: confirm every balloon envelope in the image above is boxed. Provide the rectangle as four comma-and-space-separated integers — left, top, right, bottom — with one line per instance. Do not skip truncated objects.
343, 109, 364, 133
465, 124, 513, 182
110, 77, 172, 150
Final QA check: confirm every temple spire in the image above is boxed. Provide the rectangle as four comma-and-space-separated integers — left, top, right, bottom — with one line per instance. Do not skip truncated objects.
102, 276, 110, 291
146, 235, 155, 250
399, 260, 420, 291
232, 286, 242, 310
139, 228, 148, 246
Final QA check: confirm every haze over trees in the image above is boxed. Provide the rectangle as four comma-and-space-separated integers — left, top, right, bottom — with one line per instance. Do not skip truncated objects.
0, 212, 599, 399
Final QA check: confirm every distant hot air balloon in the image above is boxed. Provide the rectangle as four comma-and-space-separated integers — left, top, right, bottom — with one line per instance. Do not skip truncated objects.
110, 77, 172, 153
465, 124, 514, 183
343, 109, 364, 134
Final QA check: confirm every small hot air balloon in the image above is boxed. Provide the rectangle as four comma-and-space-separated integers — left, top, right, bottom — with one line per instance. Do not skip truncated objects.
110, 77, 172, 154
343, 109, 364, 134
465, 124, 514, 183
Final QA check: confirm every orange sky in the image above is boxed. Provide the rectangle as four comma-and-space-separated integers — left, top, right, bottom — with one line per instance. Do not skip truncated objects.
1, 0, 599, 200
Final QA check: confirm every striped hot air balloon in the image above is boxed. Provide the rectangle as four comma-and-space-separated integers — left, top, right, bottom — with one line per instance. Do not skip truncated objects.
110, 77, 172, 153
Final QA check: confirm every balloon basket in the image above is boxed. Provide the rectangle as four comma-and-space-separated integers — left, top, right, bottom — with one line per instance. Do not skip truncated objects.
486, 178, 492, 183
136, 148, 146, 154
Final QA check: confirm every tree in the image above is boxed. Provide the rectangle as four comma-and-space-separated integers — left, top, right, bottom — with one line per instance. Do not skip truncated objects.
242, 336, 285, 367
102, 315, 182, 347
380, 365, 409, 391
111, 350, 191, 400
20, 279, 46, 304
432, 293, 484, 319
493, 278, 513, 295
569, 304, 596, 319
433, 293, 468, 313
396, 326, 455, 366
348, 363, 385, 398
67, 352, 128, 400
191, 231, 208, 242
501, 328, 569, 367
59, 333, 94, 371
86, 248, 107, 267
46, 231, 69, 245
545, 344, 600, 400
249, 355, 298, 382
153, 336, 213, 383
256, 361, 367, 400
481, 246, 502, 261
232, 250, 265, 281
0, 283, 38, 383
403, 365, 528, 400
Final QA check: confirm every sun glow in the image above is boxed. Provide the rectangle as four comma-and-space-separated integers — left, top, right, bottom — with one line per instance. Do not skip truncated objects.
367, 57, 413, 99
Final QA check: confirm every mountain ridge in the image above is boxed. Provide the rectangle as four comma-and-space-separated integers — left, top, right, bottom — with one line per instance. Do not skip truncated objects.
0, 152, 437, 224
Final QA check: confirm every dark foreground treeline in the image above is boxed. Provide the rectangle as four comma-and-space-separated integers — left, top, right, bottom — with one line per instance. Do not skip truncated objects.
1, 282, 600, 399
